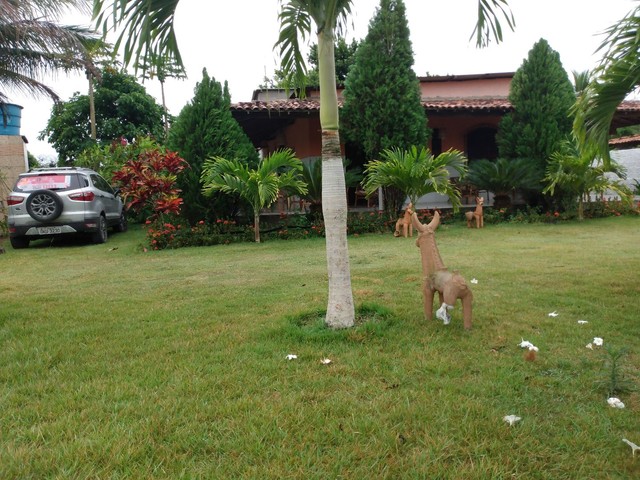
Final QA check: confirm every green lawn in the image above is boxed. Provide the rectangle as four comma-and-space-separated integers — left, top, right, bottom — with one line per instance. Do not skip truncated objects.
1, 217, 639, 479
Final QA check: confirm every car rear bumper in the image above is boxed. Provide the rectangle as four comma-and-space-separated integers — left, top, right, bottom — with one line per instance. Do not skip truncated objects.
9, 217, 101, 237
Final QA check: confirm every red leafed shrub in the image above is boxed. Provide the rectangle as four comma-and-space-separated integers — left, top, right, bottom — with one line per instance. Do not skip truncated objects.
113, 149, 188, 221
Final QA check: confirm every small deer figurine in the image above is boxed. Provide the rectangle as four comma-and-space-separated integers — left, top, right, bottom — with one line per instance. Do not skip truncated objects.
465, 196, 484, 228
394, 202, 414, 238
411, 210, 473, 329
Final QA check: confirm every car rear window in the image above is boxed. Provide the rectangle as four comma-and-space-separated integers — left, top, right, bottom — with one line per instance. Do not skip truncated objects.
14, 173, 83, 192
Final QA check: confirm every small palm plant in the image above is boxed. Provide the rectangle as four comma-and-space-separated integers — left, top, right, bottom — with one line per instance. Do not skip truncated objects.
362, 146, 467, 211
544, 140, 632, 220
201, 149, 308, 242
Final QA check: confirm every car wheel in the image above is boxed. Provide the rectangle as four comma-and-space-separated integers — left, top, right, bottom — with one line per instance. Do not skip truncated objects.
26, 189, 63, 222
92, 215, 108, 244
114, 211, 128, 233
10, 236, 30, 249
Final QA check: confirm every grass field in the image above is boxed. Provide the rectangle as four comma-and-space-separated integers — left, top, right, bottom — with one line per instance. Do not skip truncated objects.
1, 217, 639, 479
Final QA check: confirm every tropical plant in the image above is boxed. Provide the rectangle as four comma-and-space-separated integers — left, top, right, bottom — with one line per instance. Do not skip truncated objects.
543, 139, 632, 220
92, 0, 516, 329
363, 146, 467, 209
497, 38, 576, 198
167, 69, 259, 224
112, 147, 188, 224
201, 149, 307, 243
574, 2, 640, 165
39, 66, 166, 163
0, 0, 99, 105
466, 157, 541, 208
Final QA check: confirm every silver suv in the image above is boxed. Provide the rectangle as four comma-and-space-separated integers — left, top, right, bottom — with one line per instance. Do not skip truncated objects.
6, 167, 127, 249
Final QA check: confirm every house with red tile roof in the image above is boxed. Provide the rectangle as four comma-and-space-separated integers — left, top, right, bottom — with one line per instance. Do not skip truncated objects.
231, 72, 640, 209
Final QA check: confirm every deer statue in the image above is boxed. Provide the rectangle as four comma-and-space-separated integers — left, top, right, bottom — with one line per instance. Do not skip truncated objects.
394, 202, 414, 238
465, 196, 484, 228
411, 210, 473, 329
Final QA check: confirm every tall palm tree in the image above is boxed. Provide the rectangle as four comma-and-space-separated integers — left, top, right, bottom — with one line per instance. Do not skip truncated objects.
0, 0, 99, 106
201, 149, 307, 243
92, 0, 515, 328
363, 146, 467, 209
573, 2, 640, 166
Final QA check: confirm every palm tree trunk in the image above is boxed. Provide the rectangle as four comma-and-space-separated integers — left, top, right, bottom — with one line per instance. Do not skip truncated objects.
318, 30, 355, 328
160, 79, 169, 136
88, 72, 97, 140
254, 210, 261, 243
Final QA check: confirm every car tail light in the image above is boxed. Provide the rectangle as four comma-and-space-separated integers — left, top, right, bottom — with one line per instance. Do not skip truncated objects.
7, 195, 24, 205
69, 191, 95, 201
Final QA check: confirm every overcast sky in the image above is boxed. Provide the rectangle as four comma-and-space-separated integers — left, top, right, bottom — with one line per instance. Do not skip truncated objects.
6, 0, 638, 159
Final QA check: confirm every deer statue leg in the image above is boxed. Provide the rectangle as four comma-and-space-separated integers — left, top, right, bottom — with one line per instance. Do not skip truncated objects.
460, 292, 473, 330
423, 282, 435, 320
403, 222, 409, 238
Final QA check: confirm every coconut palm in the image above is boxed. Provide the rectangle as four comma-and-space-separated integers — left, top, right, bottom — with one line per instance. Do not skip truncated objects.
92, 0, 515, 328
0, 0, 99, 105
201, 149, 307, 243
363, 146, 467, 210
466, 157, 541, 209
543, 140, 631, 220
573, 3, 640, 165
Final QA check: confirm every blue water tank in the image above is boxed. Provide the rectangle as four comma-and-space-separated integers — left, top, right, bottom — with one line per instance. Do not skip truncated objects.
0, 103, 23, 135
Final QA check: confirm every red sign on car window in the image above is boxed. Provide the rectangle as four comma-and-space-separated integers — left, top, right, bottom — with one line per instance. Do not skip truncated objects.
17, 175, 71, 191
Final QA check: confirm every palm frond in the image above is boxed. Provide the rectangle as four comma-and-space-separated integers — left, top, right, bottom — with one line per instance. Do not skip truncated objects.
470, 0, 515, 48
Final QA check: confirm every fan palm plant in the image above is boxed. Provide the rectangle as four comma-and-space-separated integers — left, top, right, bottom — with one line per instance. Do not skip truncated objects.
363, 146, 467, 210
466, 157, 541, 208
544, 140, 631, 220
0, 0, 99, 105
201, 149, 307, 243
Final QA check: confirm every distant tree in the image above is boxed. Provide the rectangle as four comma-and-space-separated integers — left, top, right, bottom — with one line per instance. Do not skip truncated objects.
136, 52, 186, 135
496, 38, 575, 200
260, 38, 360, 90
167, 69, 259, 223
201, 149, 307, 243
340, 0, 429, 213
40, 66, 165, 163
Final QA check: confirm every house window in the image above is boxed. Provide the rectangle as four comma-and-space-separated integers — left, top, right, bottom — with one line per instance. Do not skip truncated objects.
431, 128, 442, 156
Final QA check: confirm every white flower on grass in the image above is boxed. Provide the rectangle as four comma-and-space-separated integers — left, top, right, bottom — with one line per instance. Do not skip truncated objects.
622, 438, 640, 456
593, 337, 604, 346
577, 320, 588, 324
503, 415, 521, 426
285, 354, 298, 360
548, 311, 559, 317
586, 343, 593, 349
470, 278, 478, 284
518, 339, 539, 352
608, 397, 625, 409
320, 358, 332, 365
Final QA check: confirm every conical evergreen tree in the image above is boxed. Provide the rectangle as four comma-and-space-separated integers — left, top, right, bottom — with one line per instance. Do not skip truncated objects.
340, 0, 428, 212
167, 69, 258, 223
497, 39, 575, 187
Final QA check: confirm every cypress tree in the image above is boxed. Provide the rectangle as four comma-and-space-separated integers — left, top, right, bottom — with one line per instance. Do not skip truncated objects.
340, 0, 428, 212
341, 0, 428, 160
497, 39, 575, 187
167, 69, 258, 223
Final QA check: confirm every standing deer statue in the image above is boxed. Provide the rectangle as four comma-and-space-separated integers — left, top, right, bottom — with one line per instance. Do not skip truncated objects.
411, 210, 473, 329
394, 202, 414, 238
465, 196, 484, 228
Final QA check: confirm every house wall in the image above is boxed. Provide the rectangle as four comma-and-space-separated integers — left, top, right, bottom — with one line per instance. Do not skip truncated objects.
429, 114, 503, 152
0, 135, 28, 223
264, 116, 345, 159
420, 77, 511, 98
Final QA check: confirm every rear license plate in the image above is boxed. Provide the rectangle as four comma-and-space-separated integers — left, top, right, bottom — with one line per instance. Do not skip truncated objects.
37, 226, 62, 235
